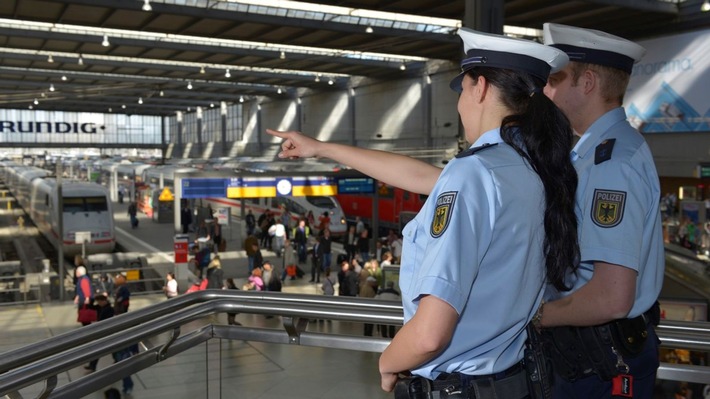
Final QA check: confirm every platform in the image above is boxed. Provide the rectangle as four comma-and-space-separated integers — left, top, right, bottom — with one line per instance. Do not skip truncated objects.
0, 203, 390, 399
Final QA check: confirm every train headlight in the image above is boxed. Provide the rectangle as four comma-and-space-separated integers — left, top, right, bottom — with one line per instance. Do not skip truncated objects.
340, 217, 346, 225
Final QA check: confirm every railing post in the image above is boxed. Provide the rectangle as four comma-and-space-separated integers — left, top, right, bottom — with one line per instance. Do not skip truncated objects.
206, 334, 221, 399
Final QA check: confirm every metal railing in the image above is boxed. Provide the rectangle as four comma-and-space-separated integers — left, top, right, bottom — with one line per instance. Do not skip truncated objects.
0, 290, 708, 398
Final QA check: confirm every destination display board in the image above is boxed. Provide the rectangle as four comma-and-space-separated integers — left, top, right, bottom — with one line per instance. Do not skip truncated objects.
181, 176, 338, 198
335, 177, 376, 194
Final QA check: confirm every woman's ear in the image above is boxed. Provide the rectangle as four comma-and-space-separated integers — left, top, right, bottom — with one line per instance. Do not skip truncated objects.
476, 75, 489, 103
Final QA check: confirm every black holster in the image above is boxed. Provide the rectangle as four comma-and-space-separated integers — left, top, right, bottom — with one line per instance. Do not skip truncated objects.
541, 302, 659, 382
394, 377, 433, 399
524, 325, 553, 399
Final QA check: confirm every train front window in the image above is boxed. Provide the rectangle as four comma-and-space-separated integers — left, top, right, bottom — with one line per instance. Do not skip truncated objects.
85, 196, 109, 212
305, 196, 335, 209
63, 198, 84, 213
62, 196, 108, 212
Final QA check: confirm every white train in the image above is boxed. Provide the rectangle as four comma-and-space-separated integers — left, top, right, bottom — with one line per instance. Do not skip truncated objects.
2, 162, 116, 257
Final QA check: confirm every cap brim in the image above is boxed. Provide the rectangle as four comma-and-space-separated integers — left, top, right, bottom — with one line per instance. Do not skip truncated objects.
449, 71, 466, 93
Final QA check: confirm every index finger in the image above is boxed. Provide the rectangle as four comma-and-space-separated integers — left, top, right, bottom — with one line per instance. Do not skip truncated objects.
265, 129, 287, 139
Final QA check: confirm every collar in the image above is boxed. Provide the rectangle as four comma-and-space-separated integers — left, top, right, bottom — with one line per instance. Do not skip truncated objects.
455, 128, 504, 158
572, 107, 626, 161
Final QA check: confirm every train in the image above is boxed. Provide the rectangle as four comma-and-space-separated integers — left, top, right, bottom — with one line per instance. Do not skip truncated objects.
1, 161, 116, 257
335, 182, 427, 232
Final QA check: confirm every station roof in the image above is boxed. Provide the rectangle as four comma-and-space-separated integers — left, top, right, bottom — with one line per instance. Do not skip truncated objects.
0, 0, 708, 116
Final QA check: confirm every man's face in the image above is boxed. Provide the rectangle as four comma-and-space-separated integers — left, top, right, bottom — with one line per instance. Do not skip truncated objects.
544, 64, 584, 131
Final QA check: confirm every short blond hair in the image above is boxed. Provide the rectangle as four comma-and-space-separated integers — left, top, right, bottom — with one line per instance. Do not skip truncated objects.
570, 62, 630, 105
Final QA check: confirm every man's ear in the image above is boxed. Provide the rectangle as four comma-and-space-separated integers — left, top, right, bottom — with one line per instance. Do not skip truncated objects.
581, 69, 597, 95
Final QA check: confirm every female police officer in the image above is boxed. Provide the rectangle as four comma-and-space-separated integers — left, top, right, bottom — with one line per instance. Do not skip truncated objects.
267, 27, 579, 399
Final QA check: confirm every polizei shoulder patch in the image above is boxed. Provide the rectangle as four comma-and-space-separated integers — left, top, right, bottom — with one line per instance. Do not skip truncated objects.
591, 189, 626, 228
431, 191, 457, 238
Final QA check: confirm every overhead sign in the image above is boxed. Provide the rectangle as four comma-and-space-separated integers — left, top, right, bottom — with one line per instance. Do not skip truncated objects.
336, 177, 375, 194
158, 187, 174, 201
182, 176, 339, 199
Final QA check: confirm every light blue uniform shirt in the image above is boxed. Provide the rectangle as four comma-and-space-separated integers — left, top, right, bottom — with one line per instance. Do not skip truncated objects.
547, 108, 664, 318
400, 128, 547, 380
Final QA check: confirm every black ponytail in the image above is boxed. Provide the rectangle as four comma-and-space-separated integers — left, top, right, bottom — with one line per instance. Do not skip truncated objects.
466, 68, 579, 291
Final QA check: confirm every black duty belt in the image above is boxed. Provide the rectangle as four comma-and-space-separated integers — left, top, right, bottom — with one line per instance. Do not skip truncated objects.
394, 362, 529, 399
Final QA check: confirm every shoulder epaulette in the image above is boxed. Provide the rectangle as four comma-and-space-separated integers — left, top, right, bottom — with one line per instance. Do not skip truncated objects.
455, 143, 498, 158
594, 139, 616, 165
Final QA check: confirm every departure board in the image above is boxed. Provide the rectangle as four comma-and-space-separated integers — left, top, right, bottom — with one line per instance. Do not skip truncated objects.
336, 177, 375, 194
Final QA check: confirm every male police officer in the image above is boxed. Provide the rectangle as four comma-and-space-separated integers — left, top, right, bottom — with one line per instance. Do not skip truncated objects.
536, 23, 664, 398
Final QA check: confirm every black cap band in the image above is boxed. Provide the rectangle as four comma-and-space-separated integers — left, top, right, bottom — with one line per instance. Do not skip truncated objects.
551, 44, 635, 74
450, 49, 551, 92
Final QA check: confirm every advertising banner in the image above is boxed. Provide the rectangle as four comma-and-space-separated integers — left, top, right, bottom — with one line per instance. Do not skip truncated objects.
626, 29, 710, 133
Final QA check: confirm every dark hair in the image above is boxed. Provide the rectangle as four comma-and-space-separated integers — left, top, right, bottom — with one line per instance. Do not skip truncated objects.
466, 68, 579, 291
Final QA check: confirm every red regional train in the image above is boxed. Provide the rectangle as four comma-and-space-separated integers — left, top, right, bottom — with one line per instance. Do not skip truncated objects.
335, 182, 427, 233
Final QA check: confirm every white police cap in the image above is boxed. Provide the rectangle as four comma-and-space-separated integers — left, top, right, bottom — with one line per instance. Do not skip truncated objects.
543, 23, 646, 74
450, 27, 569, 92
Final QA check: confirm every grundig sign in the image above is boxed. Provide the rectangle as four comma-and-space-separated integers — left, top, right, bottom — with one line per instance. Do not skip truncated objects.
0, 121, 102, 134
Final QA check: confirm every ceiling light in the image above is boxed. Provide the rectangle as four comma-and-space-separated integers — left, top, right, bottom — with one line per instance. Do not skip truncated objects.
122, 104, 126, 109
187, 107, 191, 112
33, 98, 38, 105
138, 97, 143, 104
47, 54, 54, 63
365, 26, 374, 33
277, 87, 282, 94
328, 78, 334, 85
399, 63, 406, 71
142, 0, 152, 11
225, 69, 231, 78
315, 74, 321, 82
159, 90, 164, 96
77, 55, 83, 65
210, 103, 214, 108
102, 34, 110, 47
239, 95, 244, 103
40, 92, 46, 97
703, 0, 710, 12
280, 51, 286, 59
49, 84, 55, 92
61, 75, 67, 81
29, 105, 33, 109
108, 108, 113, 112
187, 81, 193, 89
200, 66, 205, 74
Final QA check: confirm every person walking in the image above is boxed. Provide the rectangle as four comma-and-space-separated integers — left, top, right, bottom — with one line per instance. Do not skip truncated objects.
538, 23, 664, 398
113, 273, 130, 315
127, 201, 138, 229
266, 26, 579, 398
74, 265, 94, 326
85, 294, 114, 372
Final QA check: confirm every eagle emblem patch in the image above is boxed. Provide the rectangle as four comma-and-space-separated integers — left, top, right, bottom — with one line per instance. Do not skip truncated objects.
431, 191, 457, 238
591, 189, 626, 228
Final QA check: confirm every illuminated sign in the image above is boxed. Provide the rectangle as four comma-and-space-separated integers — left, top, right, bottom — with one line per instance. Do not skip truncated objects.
0, 121, 101, 134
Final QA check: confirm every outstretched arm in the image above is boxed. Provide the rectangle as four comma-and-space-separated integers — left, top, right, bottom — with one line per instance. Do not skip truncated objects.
266, 129, 442, 195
